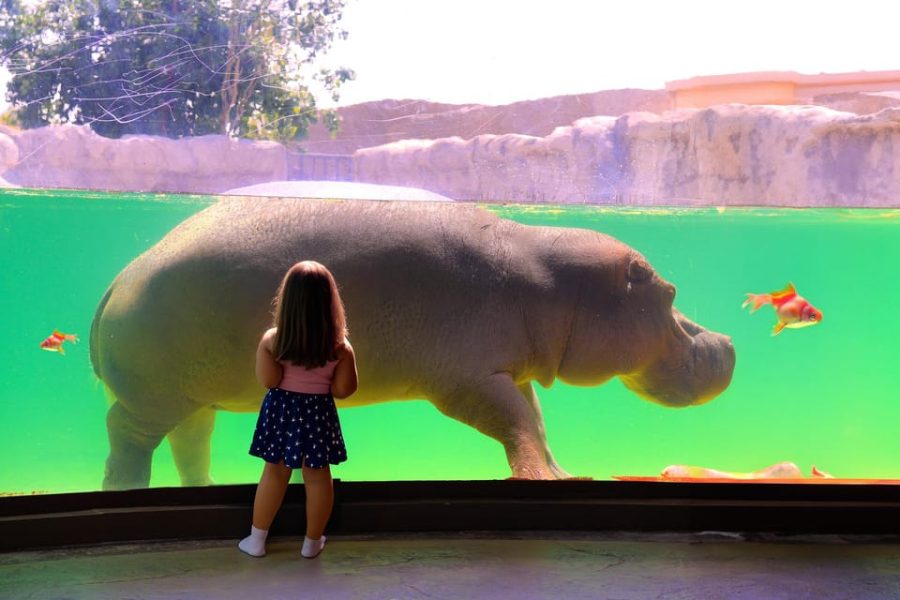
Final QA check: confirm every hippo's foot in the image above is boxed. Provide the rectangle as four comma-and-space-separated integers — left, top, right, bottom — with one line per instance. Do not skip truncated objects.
545, 451, 589, 479
506, 448, 591, 480
516, 381, 579, 480
103, 453, 153, 490
180, 475, 215, 486
508, 457, 558, 480
103, 399, 204, 490
435, 373, 571, 480
506, 463, 592, 480
103, 437, 157, 490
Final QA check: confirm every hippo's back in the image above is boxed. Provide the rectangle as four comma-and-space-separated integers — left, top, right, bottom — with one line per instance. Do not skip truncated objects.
90, 198, 542, 406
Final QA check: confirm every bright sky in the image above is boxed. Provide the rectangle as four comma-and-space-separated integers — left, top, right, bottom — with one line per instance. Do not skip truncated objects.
2, 0, 898, 113
319, 0, 900, 106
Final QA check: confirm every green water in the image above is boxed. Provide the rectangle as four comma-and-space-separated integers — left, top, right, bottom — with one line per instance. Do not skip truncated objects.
2, 189, 899, 494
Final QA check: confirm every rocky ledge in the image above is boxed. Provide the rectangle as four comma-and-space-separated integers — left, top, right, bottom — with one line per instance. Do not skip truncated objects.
3, 100, 900, 207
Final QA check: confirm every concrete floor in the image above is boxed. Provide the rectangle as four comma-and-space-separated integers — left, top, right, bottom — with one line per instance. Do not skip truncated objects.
2, 532, 900, 600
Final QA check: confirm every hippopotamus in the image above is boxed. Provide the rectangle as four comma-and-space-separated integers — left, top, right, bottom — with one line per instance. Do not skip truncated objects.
90, 198, 735, 490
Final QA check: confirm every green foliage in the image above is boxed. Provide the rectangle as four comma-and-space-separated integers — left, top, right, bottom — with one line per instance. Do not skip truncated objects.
0, 110, 19, 128
0, 0, 354, 141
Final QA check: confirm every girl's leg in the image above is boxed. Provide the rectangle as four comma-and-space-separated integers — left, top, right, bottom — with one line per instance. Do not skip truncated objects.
239, 461, 292, 557
253, 461, 293, 529
300, 463, 333, 558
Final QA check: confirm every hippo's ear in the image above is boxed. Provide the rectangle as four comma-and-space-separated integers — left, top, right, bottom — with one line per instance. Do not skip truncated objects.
627, 258, 653, 283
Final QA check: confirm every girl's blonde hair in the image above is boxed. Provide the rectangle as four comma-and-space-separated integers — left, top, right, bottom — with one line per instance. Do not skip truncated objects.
272, 261, 347, 368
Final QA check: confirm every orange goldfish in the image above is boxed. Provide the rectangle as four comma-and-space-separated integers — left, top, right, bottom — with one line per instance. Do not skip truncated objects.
742, 283, 822, 335
39, 330, 78, 354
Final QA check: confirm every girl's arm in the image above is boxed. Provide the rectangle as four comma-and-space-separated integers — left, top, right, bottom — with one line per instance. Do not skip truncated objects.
255, 328, 283, 388
331, 338, 359, 399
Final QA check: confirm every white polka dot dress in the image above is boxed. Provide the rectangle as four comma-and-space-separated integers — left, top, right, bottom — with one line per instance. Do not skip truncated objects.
248, 388, 347, 469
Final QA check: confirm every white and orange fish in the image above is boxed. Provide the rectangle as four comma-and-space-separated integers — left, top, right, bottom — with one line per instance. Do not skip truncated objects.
39, 330, 78, 354
742, 283, 822, 335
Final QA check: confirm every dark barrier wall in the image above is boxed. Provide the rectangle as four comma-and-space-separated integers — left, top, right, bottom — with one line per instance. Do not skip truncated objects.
6, 480, 900, 551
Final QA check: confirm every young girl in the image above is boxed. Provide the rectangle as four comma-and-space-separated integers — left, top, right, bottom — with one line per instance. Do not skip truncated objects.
238, 260, 358, 559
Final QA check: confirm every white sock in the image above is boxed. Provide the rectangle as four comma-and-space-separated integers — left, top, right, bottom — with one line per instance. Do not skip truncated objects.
301, 535, 326, 559
238, 525, 268, 557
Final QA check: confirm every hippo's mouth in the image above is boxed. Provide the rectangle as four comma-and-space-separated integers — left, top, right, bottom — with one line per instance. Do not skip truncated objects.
620, 309, 736, 407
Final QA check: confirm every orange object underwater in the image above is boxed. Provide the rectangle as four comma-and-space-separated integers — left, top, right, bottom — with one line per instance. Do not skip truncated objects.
614, 475, 900, 485
614, 462, 900, 485
39, 330, 78, 354
742, 282, 822, 335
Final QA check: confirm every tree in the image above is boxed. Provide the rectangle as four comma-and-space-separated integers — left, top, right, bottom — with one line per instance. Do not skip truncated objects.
0, 0, 354, 140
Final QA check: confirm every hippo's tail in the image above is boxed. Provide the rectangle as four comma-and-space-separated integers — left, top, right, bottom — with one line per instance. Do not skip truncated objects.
90, 285, 114, 381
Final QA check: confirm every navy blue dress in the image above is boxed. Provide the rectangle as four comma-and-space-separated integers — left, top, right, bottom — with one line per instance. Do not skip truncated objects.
248, 388, 347, 469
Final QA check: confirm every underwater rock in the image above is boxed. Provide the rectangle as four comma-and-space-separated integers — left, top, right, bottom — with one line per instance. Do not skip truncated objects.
90, 199, 735, 489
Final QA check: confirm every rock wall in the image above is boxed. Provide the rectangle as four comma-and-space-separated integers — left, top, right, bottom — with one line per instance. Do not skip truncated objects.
813, 91, 900, 116
1, 124, 287, 194
353, 104, 900, 207
299, 89, 671, 155
4, 101, 900, 206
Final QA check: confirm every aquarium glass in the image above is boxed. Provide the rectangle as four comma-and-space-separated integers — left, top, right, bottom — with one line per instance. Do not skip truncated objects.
2, 1, 899, 495
2, 187, 898, 494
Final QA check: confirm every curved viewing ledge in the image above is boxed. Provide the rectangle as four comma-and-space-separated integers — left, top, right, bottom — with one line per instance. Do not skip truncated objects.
4, 480, 900, 552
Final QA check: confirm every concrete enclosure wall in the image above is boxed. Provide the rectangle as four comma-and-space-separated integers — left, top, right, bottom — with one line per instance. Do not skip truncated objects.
354, 104, 900, 207
0, 125, 287, 194
5, 98, 900, 206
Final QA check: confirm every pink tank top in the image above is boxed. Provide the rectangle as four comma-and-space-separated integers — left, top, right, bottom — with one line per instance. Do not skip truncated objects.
278, 359, 338, 394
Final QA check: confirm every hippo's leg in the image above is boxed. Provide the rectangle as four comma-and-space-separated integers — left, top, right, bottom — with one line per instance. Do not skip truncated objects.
103, 399, 196, 490
433, 373, 559, 479
517, 382, 573, 479
104, 402, 162, 490
166, 407, 216, 486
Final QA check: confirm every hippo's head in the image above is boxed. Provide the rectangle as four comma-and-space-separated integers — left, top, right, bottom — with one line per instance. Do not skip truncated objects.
618, 304, 736, 407
558, 245, 735, 407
